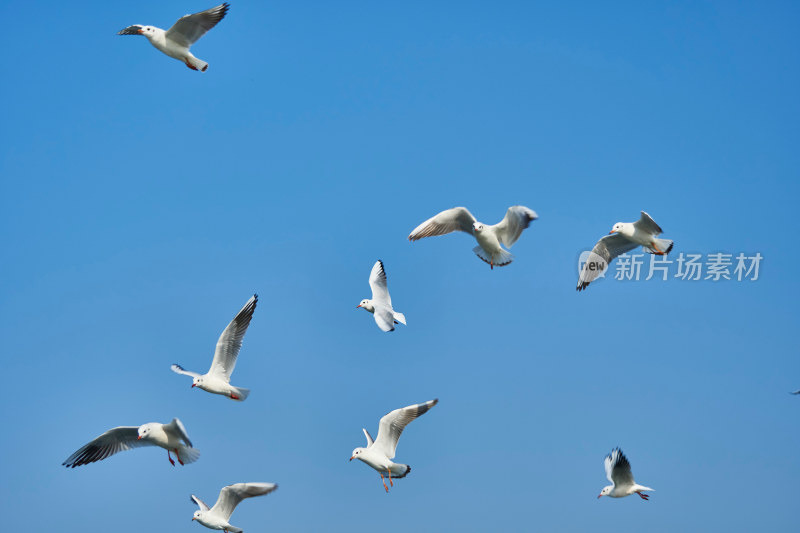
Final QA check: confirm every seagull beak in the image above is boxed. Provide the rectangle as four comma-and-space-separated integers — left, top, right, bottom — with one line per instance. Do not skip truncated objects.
137, 435, 142, 440
137, 28, 143, 34
191, 383, 196, 388
609, 230, 616, 234
356, 305, 362, 309
349, 455, 354, 461
192, 517, 196, 521
597, 494, 603, 499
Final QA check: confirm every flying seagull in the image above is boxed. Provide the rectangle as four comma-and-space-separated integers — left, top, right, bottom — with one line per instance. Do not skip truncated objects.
357, 260, 406, 332
598, 448, 654, 500
350, 399, 438, 492
118, 3, 230, 72
577, 211, 674, 291
408, 206, 538, 268
63, 418, 199, 468
171, 294, 257, 401
191, 482, 277, 533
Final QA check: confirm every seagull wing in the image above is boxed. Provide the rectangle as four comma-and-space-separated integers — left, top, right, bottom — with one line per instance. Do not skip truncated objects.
633, 211, 663, 235
62, 426, 148, 468
362, 428, 375, 447
210, 482, 278, 521
373, 399, 438, 459
171, 364, 201, 379
577, 233, 639, 291
368, 260, 391, 306
164, 418, 193, 447
166, 3, 229, 48
191, 494, 211, 512
208, 294, 257, 382
408, 207, 476, 241
604, 448, 635, 488
492, 205, 538, 248
373, 306, 396, 332
117, 25, 144, 35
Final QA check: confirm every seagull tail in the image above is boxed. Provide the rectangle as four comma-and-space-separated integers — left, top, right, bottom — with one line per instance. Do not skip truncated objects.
229, 386, 250, 401
178, 445, 201, 464
634, 484, 655, 492
473, 246, 513, 268
393, 464, 411, 479
184, 54, 209, 72
392, 311, 407, 326
645, 239, 674, 255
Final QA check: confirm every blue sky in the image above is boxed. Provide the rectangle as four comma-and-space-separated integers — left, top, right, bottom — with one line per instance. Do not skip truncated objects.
1, 1, 798, 531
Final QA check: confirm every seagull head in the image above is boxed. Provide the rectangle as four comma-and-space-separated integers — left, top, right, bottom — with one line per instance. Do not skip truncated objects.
609, 222, 624, 235
192, 510, 203, 522
192, 377, 203, 388
356, 299, 374, 313
350, 447, 365, 461
137, 424, 153, 441
473, 222, 485, 233
598, 485, 612, 498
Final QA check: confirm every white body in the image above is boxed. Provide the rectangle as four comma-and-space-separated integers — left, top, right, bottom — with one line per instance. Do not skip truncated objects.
171, 294, 258, 401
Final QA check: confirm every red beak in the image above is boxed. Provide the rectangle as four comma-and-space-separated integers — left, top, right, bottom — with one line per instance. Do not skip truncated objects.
356, 305, 362, 309
137, 435, 142, 440
597, 494, 603, 499
191, 383, 196, 388
609, 230, 615, 234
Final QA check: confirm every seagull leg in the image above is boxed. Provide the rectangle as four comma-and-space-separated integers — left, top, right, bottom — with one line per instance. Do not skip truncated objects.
167, 450, 175, 466
388, 468, 393, 487
636, 491, 649, 500
175, 448, 184, 466
490, 258, 494, 270
230, 393, 240, 400
650, 242, 664, 255
184, 59, 198, 71
380, 472, 389, 493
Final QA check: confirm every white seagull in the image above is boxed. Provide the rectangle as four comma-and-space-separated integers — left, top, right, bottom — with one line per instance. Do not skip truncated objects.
598, 448, 654, 500
357, 260, 406, 332
118, 3, 229, 72
408, 206, 538, 268
171, 294, 257, 401
191, 482, 277, 533
577, 211, 674, 291
62, 418, 199, 468
350, 399, 438, 492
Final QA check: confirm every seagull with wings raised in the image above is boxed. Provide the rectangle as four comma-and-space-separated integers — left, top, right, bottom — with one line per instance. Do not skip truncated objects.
357, 260, 406, 332
171, 294, 257, 401
117, 3, 229, 72
598, 448, 654, 500
577, 211, 674, 291
350, 399, 438, 492
191, 482, 277, 533
408, 206, 538, 268
62, 418, 199, 468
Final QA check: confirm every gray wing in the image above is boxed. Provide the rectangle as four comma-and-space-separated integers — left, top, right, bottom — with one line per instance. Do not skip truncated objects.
492, 205, 538, 248
171, 364, 201, 379
165, 3, 229, 48
165, 418, 193, 447
408, 207, 476, 241
633, 211, 663, 235
62, 426, 147, 468
209, 294, 257, 381
373, 305, 395, 332
117, 25, 143, 35
604, 448, 635, 488
576, 233, 639, 291
191, 494, 211, 512
368, 260, 391, 306
373, 399, 438, 459
211, 482, 278, 521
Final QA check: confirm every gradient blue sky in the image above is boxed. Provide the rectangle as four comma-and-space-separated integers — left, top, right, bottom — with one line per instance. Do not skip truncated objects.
1, 1, 799, 531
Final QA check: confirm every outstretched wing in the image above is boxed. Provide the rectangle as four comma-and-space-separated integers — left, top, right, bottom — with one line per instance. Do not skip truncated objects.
209, 294, 258, 382
191, 494, 211, 512
62, 426, 148, 468
373, 399, 438, 459
408, 207, 476, 241
368, 260, 391, 306
373, 306, 396, 332
117, 25, 143, 35
165, 418, 193, 447
171, 364, 201, 379
633, 211, 663, 235
166, 3, 229, 48
492, 205, 538, 248
211, 482, 278, 520
576, 233, 638, 291
604, 448, 635, 488
362, 428, 375, 447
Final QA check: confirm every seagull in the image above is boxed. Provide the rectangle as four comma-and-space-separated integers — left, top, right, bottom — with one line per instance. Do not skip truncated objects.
598, 448, 654, 500
790, 390, 800, 395
408, 206, 538, 268
577, 211, 674, 291
191, 482, 277, 533
357, 260, 406, 332
350, 399, 438, 492
117, 3, 230, 72
171, 294, 257, 401
62, 418, 199, 468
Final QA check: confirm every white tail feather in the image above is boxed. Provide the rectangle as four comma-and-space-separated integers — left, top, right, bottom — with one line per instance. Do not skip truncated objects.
230, 386, 250, 401
645, 239, 674, 255
393, 311, 406, 325
473, 245, 513, 268
178, 446, 201, 464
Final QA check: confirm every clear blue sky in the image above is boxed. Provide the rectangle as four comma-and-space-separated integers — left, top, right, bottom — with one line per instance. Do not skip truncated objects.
1, 1, 798, 531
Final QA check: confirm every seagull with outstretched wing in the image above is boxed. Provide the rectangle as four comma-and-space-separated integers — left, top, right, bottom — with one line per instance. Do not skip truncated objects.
350, 399, 438, 492
191, 482, 277, 532
408, 206, 538, 269
598, 448, 654, 500
118, 3, 229, 72
171, 294, 257, 401
357, 260, 406, 332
